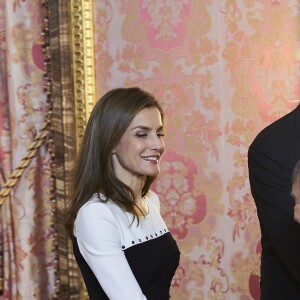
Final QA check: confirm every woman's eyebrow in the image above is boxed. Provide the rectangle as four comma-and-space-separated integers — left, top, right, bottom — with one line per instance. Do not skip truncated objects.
131, 125, 164, 131
131, 126, 150, 130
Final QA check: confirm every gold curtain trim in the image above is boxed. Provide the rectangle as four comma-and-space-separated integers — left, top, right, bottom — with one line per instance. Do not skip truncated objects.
70, 1, 95, 298
0, 121, 49, 204
70, 0, 96, 153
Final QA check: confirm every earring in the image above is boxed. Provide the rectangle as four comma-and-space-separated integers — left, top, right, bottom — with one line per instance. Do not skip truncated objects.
112, 150, 116, 154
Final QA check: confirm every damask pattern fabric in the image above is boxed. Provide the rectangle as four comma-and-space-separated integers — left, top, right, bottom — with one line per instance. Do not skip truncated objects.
93, 1, 300, 299
0, 1, 55, 299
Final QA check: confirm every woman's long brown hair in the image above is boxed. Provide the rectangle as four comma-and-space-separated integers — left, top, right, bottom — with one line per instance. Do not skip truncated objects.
65, 87, 164, 236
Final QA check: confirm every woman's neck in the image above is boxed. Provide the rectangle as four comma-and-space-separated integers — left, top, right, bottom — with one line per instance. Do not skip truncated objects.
118, 174, 146, 204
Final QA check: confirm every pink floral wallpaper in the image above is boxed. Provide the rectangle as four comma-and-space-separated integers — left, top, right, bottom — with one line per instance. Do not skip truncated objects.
93, 1, 300, 299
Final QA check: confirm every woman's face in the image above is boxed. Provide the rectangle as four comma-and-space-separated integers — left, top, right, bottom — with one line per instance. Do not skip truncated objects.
112, 107, 165, 184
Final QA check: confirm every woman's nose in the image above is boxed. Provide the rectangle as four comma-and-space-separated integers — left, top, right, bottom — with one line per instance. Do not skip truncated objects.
150, 135, 165, 151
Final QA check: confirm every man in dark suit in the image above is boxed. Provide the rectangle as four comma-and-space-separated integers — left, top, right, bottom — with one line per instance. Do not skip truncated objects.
248, 104, 300, 299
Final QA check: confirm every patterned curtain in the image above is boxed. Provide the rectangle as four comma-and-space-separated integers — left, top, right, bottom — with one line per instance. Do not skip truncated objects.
0, 1, 57, 299
92, 1, 300, 299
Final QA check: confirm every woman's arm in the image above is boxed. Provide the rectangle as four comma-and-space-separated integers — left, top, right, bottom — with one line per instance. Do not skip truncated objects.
75, 201, 147, 300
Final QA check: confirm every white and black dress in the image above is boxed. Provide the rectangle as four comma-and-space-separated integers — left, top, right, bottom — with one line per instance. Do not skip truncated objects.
73, 191, 180, 300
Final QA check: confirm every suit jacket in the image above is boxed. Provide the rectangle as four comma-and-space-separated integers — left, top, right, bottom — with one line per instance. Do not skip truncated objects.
248, 104, 300, 299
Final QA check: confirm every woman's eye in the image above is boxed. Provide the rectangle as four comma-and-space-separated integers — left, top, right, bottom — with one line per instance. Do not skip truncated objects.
157, 133, 165, 137
136, 133, 148, 138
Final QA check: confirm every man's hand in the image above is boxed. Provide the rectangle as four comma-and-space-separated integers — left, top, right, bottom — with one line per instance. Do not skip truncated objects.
294, 202, 300, 223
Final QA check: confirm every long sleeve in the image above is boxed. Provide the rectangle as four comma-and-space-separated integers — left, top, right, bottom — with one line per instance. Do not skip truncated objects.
74, 201, 147, 300
248, 143, 300, 285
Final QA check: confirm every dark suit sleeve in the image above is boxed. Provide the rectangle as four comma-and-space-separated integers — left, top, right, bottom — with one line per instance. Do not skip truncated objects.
248, 144, 300, 284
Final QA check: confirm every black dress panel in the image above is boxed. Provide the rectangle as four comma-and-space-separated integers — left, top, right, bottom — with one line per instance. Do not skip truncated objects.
73, 233, 179, 299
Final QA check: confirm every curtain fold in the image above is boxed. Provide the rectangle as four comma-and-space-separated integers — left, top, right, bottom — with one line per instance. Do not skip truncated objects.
0, 1, 56, 299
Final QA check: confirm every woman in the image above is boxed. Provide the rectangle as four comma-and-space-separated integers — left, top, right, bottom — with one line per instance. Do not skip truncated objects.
65, 87, 180, 299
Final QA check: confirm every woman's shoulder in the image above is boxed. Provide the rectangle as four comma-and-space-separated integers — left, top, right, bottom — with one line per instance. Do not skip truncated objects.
74, 194, 124, 236
77, 193, 121, 222
147, 190, 159, 200
146, 190, 161, 210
